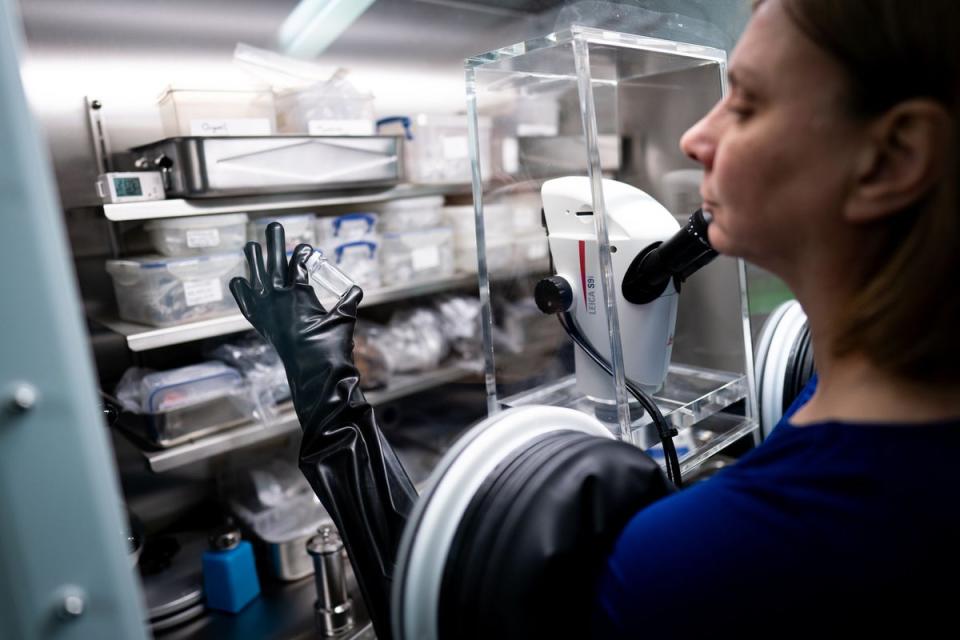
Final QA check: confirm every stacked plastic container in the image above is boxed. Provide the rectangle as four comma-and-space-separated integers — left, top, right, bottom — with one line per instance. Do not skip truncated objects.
315, 212, 381, 289
378, 196, 454, 286
106, 213, 250, 327
443, 193, 549, 275
444, 204, 512, 274
247, 214, 318, 252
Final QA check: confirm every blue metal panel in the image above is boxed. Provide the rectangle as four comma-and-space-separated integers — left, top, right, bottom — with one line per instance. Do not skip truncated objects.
0, 0, 149, 637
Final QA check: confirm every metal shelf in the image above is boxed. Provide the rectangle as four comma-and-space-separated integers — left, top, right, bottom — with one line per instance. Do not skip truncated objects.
93, 272, 480, 351
138, 360, 479, 473
99, 183, 472, 221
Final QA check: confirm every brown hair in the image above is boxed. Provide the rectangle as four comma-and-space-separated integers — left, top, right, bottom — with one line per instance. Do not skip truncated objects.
771, 0, 960, 383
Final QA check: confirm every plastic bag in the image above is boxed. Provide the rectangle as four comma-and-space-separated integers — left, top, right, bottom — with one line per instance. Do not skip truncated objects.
208, 336, 291, 406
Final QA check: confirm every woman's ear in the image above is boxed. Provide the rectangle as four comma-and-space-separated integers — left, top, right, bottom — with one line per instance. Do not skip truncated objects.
845, 99, 953, 223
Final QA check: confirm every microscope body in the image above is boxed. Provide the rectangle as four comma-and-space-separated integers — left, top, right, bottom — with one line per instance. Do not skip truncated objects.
541, 177, 681, 397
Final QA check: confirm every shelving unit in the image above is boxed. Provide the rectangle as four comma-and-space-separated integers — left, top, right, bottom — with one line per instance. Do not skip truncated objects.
132, 360, 480, 473
94, 272, 481, 351
98, 183, 473, 221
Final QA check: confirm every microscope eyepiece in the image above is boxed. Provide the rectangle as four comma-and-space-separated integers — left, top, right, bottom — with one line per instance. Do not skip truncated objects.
621, 208, 718, 305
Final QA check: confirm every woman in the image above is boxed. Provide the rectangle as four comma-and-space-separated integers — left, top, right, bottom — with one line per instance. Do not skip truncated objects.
593, 0, 960, 635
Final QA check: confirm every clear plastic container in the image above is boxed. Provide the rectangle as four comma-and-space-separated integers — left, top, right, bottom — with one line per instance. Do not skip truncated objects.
305, 249, 355, 309
158, 87, 276, 137
443, 204, 512, 240
275, 86, 375, 135
513, 232, 551, 270
140, 362, 244, 413
113, 363, 255, 446
379, 196, 445, 233
105, 253, 245, 327
381, 113, 491, 184
247, 214, 317, 252
456, 237, 513, 274
379, 227, 455, 286
315, 212, 379, 248
145, 213, 249, 257
323, 240, 380, 290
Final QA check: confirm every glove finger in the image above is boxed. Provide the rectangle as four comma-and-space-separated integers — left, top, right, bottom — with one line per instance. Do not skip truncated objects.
289, 243, 314, 286
334, 285, 364, 317
266, 222, 288, 290
244, 242, 268, 295
229, 277, 255, 321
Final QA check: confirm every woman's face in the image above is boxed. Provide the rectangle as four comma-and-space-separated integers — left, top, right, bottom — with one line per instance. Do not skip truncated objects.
680, 0, 866, 276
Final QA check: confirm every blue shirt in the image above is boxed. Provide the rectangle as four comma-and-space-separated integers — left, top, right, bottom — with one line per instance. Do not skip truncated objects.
594, 376, 960, 636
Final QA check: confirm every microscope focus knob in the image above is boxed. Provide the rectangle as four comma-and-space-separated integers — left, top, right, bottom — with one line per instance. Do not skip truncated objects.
535, 276, 573, 314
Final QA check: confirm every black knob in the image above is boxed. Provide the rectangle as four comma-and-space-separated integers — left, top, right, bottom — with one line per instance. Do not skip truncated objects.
535, 276, 573, 314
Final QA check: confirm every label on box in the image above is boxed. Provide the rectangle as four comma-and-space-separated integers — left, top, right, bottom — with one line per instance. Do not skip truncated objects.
189, 118, 272, 136
441, 136, 469, 160
183, 278, 223, 306
308, 119, 376, 135
185, 228, 221, 248
411, 246, 440, 271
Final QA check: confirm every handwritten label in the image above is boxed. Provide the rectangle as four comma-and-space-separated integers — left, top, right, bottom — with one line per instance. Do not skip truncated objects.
183, 278, 223, 307
189, 118, 271, 136
308, 119, 375, 136
185, 228, 220, 248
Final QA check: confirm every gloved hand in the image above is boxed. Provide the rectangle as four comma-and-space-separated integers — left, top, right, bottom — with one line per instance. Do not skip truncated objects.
229, 223, 416, 640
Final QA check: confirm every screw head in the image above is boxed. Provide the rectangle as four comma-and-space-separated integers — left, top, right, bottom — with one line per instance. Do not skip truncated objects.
9, 383, 38, 412
62, 594, 84, 618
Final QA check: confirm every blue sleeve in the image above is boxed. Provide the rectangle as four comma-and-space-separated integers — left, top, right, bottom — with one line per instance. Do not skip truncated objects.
592, 477, 757, 637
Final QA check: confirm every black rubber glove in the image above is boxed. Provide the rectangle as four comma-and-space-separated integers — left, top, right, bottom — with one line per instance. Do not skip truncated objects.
229, 223, 416, 640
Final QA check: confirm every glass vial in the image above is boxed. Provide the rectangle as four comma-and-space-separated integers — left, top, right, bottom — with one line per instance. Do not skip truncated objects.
305, 249, 355, 310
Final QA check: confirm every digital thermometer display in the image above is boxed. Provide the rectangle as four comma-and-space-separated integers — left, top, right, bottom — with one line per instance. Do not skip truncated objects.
113, 177, 142, 197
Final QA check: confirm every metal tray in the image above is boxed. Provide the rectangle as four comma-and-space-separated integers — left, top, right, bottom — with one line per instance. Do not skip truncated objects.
129, 135, 402, 198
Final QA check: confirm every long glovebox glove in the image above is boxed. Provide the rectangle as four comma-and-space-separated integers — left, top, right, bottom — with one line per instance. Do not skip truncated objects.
436, 430, 674, 640
229, 223, 416, 640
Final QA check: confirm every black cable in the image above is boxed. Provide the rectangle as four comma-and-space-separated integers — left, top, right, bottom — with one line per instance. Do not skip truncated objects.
558, 312, 683, 487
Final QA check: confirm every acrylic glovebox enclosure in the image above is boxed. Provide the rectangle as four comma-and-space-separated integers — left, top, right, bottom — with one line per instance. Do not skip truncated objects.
465, 26, 758, 476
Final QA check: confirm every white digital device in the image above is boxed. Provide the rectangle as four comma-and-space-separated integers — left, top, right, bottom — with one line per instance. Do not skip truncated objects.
96, 171, 165, 203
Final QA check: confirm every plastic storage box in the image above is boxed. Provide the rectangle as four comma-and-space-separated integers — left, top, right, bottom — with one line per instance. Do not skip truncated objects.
383, 114, 491, 184
247, 214, 317, 252
275, 86, 375, 135
105, 253, 246, 326
321, 241, 380, 290
315, 212, 379, 248
145, 213, 249, 257
158, 87, 276, 137
379, 196, 445, 233
112, 362, 255, 447
379, 227, 454, 286
444, 204, 512, 273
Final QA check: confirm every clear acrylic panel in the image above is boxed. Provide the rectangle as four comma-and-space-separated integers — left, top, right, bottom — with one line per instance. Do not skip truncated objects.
466, 26, 757, 469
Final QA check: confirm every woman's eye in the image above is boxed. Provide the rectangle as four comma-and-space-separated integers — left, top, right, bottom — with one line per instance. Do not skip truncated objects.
726, 102, 753, 121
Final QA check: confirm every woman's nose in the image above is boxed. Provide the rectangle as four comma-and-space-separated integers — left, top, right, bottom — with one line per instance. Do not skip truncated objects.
680, 104, 720, 169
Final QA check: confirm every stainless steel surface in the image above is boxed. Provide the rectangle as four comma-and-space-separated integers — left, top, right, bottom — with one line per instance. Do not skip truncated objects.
268, 535, 320, 582
307, 527, 354, 637
136, 361, 478, 472
95, 271, 481, 351
100, 182, 472, 221
130, 136, 400, 198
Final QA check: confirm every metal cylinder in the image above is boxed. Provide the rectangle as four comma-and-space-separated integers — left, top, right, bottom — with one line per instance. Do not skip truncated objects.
306, 527, 354, 637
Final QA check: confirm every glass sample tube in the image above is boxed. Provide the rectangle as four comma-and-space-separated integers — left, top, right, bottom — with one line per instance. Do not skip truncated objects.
305, 249, 355, 310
